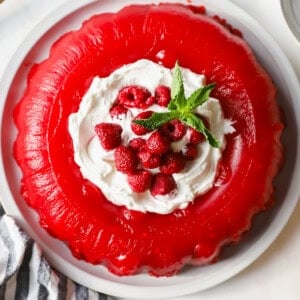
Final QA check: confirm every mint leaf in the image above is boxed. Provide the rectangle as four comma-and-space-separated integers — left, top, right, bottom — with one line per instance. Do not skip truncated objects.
168, 62, 186, 111
133, 111, 178, 130
171, 61, 184, 100
132, 62, 220, 148
204, 127, 221, 148
186, 83, 216, 110
182, 113, 220, 148
181, 112, 205, 133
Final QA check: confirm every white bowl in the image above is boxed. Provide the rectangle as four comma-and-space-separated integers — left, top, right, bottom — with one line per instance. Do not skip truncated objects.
281, 0, 300, 42
0, 0, 300, 298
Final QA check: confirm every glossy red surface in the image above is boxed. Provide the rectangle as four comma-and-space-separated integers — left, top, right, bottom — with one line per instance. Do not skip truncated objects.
14, 4, 283, 276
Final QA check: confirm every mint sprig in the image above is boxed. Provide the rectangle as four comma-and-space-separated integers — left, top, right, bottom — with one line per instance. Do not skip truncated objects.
134, 62, 220, 148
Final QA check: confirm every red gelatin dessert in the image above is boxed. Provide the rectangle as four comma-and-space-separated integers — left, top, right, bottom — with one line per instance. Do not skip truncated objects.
13, 3, 283, 277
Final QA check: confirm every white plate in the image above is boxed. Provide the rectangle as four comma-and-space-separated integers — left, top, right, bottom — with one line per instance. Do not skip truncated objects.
0, 0, 300, 299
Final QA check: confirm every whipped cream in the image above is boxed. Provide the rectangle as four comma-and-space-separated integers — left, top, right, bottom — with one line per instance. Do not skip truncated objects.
69, 59, 231, 214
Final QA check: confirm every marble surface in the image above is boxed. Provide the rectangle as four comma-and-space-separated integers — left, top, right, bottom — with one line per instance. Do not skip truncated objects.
1, 1, 300, 299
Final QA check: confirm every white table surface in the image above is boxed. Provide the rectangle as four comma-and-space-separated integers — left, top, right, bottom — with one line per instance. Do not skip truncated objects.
1, 1, 299, 299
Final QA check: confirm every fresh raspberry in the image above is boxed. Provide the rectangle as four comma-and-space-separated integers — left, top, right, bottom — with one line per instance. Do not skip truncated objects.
146, 131, 170, 155
128, 138, 146, 152
160, 119, 186, 141
155, 85, 171, 107
94, 123, 122, 150
160, 152, 185, 174
114, 145, 138, 174
150, 173, 177, 196
189, 128, 205, 145
127, 169, 152, 193
137, 148, 161, 169
145, 96, 156, 107
118, 85, 152, 108
131, 111, 153, 135
109, 104, 128, 118
182, 143, 198, 160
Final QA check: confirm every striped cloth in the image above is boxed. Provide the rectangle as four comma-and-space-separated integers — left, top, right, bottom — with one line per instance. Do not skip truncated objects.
0, 204, 111, 300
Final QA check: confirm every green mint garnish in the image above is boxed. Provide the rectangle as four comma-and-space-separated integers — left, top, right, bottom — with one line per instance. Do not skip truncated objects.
134, 62, 220, 148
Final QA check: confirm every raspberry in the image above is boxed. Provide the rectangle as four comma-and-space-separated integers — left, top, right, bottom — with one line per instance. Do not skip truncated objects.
182, 143, 198, 160
118, 85, 152, 108
189, 128, 205, 145
138, 148, 161, 169
145, 96, 156, 107
155, 85, 171, 107
131, 111, 153, 135
160, 119, 186, 141
127, 169, 152, 193
147, 131, 170, 155
114, 145, 138, 174
150, 173, 177, 196
160, 152, 185, 174
94, 123, 122, 150
109, 104, 128, 118
128, 138, 146, 152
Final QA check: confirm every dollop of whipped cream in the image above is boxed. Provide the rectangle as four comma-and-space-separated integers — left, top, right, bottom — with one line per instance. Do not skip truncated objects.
69, 59, 232, 214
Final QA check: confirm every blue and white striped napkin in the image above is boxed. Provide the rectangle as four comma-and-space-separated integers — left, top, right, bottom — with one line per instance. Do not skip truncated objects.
0, 204, 110, 300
